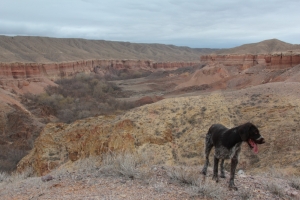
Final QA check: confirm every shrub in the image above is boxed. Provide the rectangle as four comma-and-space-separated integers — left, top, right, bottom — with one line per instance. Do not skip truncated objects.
22, 73, 136, 123
166, 166, 198, 185
0, 172, 8, 182
265, 182, 286, 198
289, 176, 300, 190
187, 179, 225, 199
99, 152, 150, 180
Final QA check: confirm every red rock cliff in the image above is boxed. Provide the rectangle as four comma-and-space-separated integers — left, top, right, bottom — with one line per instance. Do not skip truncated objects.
200, 53, 300, 69
0, 60, 198, 80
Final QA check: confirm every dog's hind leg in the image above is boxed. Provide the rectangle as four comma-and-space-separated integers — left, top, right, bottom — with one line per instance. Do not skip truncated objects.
212, 156, 219, 182
229, 158, 238, 190
201, 132, 213, 175
220, 159, 226, 178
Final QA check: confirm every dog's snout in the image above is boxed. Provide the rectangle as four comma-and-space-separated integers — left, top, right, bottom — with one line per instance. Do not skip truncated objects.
255, 136, 265, 144
258, 137, 265, 144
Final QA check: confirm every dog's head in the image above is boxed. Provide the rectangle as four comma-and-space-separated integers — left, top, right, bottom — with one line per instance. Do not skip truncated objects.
238, 122, 265, 153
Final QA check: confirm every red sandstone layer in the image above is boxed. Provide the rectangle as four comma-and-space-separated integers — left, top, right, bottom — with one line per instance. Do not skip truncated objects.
0, 60, 198, 80
200, 53, 300, 69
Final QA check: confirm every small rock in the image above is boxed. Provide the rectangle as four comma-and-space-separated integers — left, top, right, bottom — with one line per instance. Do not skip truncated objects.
238, 169, 245, 175
120, 194, 127, 198
41, 174, 54, 182
237, 170, 245, 176
291, 191, 298, 197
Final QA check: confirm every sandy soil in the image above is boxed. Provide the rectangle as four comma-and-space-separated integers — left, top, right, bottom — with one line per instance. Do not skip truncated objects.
0, 163, 299, 200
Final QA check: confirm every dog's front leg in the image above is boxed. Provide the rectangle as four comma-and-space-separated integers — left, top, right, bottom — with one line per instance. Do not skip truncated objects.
212, 156, 219, 182
229, 158, 238, 190
220, 159, 226, 178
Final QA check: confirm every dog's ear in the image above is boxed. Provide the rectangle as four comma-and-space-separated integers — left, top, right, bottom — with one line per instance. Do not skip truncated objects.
238, 122, 252, 141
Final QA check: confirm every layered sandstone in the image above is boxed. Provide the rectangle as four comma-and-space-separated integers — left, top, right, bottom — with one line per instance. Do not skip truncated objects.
201, 53, 300, 70
0, 60, 199, 80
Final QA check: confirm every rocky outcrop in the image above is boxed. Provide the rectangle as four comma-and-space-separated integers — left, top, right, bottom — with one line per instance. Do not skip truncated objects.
201, 53, 300, 69
17, 82, 300, 175
0, 60, 199, 80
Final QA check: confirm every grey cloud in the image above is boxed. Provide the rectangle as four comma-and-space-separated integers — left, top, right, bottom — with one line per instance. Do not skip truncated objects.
0, 0, 299, 48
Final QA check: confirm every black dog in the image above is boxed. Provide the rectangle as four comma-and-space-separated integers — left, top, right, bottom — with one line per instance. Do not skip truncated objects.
201, 123, 265, 190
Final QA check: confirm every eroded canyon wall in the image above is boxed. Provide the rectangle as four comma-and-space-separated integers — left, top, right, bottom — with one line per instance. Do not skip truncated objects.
200, 53, 300, 69
0, 60, 199, 80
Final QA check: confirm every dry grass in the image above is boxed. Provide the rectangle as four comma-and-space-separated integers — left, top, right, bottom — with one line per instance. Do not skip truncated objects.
0, 172, 8, 183
166, 166, 228, 199
237, 188, 253, 200
166, 166, 199, 185
0, 167, 34, 186
73, 156, 101, 171
289, 176, 300, 190
265, 182, 286, 198
99, 151, 151, 180
264, 167, 288, 178
1, 152, 300, 199
187, 179, 225, 200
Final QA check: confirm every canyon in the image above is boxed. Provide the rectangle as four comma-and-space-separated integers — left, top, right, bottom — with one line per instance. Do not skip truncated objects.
0, 37, 300, 179
5, 51, 299, 177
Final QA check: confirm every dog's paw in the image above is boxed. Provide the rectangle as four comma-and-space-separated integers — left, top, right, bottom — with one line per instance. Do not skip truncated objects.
220, 174, 226, 178
212, 175, 219, 182
229, 181, 238, 190
201, 169, 207, 175
229, 185, 238, 191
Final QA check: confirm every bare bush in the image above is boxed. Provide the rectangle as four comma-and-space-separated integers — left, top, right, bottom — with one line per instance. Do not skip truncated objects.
264, 167, 287, 178
237, 188, 253, 200
265, 182, 286, 198
0, 172, 8, 182
166, 166, 199, 185
0, 167, 35, 185
99, 152, 150, 180
289, 176, 300, 190
187, 179, 225, 200
73, 156, 101, 172
22, 73, 136, 123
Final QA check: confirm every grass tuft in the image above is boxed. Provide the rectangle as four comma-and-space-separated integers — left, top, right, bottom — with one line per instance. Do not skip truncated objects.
237, 188, 253, 200
187, 179, 225, 200
265, 182, 286, 198
289, 176, 300, 190
166, 166, 199, 185
99, 151, 150, 180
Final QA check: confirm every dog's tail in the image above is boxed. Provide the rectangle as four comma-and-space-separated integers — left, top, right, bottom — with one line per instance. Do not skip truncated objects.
205, 126, 214, 146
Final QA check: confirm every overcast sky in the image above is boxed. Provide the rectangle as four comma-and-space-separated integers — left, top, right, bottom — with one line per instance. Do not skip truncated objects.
1, 0, 299, 48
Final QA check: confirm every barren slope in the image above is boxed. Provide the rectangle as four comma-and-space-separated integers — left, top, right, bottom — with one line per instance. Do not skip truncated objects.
0, 36, 212, 63
18, 82, 300, 176
1, 36, 300, 63
218, 39, 300, 54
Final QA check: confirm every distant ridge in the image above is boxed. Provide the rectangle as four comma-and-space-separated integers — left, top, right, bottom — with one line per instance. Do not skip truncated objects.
0, 36, 299, 63
217, 39, 300, 54
0, 36, 214, 63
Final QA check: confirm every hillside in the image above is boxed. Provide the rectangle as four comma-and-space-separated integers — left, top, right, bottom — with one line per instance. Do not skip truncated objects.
11, 81, 300, 199
18, 82, 300, 176
0, 35, 212, 63
1, 36, 300, 64
217, 39, 300, 54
